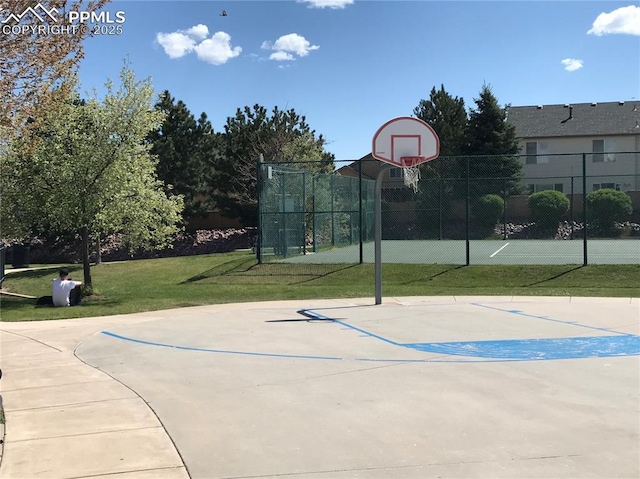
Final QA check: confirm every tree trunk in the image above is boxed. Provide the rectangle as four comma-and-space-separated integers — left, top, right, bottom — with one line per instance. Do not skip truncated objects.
81, 226, 93, 289
95, 233, 102, 265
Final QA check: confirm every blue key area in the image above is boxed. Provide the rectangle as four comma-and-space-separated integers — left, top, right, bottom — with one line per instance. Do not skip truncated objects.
402, 335, 640, 360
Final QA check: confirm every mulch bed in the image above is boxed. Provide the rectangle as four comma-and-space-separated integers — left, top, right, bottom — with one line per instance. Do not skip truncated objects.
2, 228, 257, 265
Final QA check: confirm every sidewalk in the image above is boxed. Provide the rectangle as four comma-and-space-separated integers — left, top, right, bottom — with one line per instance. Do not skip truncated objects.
0, 312, 190, 479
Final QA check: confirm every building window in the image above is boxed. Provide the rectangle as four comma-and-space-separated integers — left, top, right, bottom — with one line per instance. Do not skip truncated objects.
593, 183, 620, 191
525, 142, 550, 164
592, 139, 616, 162
527, 183, 564, 194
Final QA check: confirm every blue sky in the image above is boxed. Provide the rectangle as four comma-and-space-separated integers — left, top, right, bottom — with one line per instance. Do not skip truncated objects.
77, 1, 640, 163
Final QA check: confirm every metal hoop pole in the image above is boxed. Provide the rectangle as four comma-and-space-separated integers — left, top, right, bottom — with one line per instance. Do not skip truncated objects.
375, 164, 391, 305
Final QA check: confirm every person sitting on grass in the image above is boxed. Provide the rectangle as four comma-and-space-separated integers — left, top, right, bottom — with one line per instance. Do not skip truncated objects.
52, 268, 83, 307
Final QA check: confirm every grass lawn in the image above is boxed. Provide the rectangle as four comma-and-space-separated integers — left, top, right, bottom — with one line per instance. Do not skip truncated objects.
1, 251, 639, 322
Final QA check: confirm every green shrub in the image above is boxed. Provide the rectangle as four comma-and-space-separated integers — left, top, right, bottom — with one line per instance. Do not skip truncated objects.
473, 194, 504, 227
529, 190, 570, 229
586, 189, 632, 228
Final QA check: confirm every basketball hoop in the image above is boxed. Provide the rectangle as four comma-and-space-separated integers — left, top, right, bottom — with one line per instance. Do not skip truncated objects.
400, 156, 425, 193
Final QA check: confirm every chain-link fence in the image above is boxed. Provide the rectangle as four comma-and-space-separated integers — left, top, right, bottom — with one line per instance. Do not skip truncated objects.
257, 152, 640, 265
257, 163, 375, 262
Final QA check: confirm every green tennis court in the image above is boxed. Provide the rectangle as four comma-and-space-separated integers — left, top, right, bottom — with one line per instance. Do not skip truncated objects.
280, 239, 640, 265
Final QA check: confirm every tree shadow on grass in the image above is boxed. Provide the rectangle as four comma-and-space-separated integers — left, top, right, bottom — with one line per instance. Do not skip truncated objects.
400, 265, 467, 285
4, 265, 77, 281
0, 295, 35, 311
522, 265, 584, 287
181, 258, 359, 286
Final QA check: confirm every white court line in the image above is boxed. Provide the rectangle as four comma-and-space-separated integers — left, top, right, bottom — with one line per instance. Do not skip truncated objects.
490, 242, 510, 258
501, 254, 637, 257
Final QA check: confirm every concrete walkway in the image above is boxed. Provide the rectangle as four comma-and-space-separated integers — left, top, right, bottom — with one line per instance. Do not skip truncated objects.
0, 310, 190, 479
0, 296, 638, 479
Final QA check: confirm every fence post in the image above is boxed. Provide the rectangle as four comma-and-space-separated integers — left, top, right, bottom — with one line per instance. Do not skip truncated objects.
438, 178, 443, 240
349, 177, 354, 245
502, 178, 507, 240
359, 160, 364, 263
282, 169, 288, 258
465, 158, 470, 266
302, 170, 307, 255
256, 155, 263, 264
570, 176, 574, 240
0, 242, 5, 286
312, 175, 317, 253
330, 175, 335, 246
582, 153, 588, 265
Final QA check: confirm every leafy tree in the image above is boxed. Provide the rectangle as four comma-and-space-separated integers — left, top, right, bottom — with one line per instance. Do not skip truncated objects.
464, 84, 523, 196
0, 65, 183, 289
0, 0, 110, 134
148, 91, 220, 218
212, 104, 334, 225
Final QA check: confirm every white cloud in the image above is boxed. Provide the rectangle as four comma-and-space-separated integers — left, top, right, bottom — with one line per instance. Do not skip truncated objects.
270, 51, 295, 61
261, 33, 319, 62
587, 5, 640, 36
156, 25, 241, 65
562, 58, 584, 72
194, 32, 242, 65
185, 24, 209, 40
297, 0, 354, 8
156, 32, 197, 58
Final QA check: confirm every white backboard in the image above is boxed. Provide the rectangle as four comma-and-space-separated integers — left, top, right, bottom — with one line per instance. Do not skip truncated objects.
372, 117, 440, 166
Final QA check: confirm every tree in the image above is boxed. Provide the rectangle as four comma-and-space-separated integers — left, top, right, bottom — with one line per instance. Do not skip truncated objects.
212, 104, 334, 225
0, 64, 183, 289
413, 84, 468, 158
147, 91, 220, 218
0, 0, 110, 135
464, 83, 523, 195
412, 85, 468, 230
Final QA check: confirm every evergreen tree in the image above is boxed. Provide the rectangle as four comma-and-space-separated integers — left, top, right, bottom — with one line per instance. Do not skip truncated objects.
413, 84, 468, 158
212, 104, 334, 225
148, 91, 220, 218
464, 83, 522, 195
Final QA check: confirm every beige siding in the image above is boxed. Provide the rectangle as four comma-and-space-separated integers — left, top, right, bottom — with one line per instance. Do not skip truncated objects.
520, 135, 640, 193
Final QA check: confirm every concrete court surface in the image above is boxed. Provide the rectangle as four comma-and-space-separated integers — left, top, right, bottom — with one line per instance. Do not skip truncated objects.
1, 297, 639, 479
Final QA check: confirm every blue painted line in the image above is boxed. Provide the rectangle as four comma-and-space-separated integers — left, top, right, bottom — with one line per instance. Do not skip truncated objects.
102, 329, 594, 363
301, 309, 400, 346
471, 303, 635, 336
100, 331, 344, 361
333, 320, 400, 346
298, 310, 334, 321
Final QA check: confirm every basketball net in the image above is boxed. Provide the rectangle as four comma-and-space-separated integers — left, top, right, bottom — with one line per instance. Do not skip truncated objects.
401, 157, 423, 193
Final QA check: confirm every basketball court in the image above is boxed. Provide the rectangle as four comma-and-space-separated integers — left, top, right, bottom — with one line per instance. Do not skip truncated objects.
3, 117, 638, 479
70, 296, 640, 478
281, 239, 640, 265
